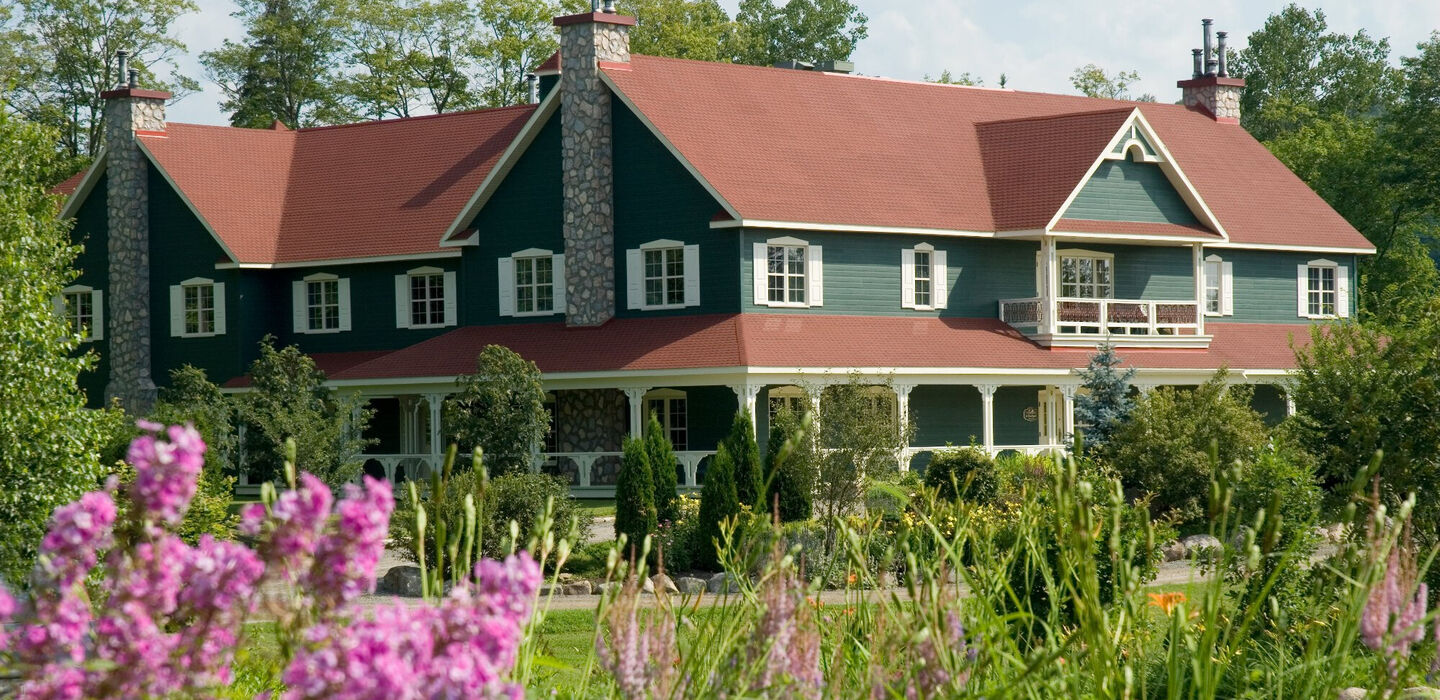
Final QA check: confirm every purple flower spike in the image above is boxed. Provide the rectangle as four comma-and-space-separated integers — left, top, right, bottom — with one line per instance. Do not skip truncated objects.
307, 477, 395, 612
126, 423, 206, 526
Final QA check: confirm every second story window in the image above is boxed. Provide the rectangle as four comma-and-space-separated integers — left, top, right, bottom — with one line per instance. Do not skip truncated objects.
498, 249, 565, 318
753, 236, 823, 308
59, 285, 103, 341
902, 244, 948, 310
292, 273, 351, 333
626, 240, 700, 310
395, 266, 456, 329
169, 277, 226, 338
1297, 259, 1349, 319
645, 248, 685, 307
1059, 252, 1113, 299
1202, 254, 1232, 316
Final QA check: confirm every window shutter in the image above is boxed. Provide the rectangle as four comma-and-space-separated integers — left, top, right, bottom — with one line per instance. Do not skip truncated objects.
91, 290, 105, 340
900, 248, 915, 309
395, 274, 410, 329
170, 285, 184, 337
1296, 265, 1308, 317
212, 283, 226, 335
552, 254, 567, 315
1337, 265, 1350, 317
683, 244, 700, 307
807, 245, 823, 306
443, 271, 457, 326
1220, 261, 1233, 316
626, 249, 643, 309
337, 278, 352, 331
52, 295, 65, 319
752, 242, 767, 305
497, 257, 515, 317
933, 250, 948, 309
293, 280, 307, 332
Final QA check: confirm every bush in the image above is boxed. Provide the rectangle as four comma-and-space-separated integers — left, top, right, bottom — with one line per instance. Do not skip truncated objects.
925, 446, 998, 503
763, 405, 814, 521
721, 410, 763, 509
1108, 370, 1269, 522
696, 444, 741, 571
644, 413, 680, 524
614, 436, 656, 556
443, 345, 550, 477
151, 366, 242, 542
653, 493, 702, 572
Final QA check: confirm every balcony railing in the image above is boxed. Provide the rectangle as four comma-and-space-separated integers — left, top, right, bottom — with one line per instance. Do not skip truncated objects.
999, 297, 1202, 336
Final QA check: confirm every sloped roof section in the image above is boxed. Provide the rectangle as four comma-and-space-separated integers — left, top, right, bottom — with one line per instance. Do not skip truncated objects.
137, 106, 535, 264
602, 55, 1372, 250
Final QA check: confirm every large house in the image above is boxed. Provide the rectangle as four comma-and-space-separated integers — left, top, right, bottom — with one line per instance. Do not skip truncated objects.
57, 12, 1373, 494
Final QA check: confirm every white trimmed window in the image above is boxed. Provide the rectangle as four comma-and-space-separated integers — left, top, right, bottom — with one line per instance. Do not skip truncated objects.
768, 386, 809, 423
901, 243, 948, 310
498, 248, 565, 317
292, 273, 351, 333
626, 240, 700, 310
1058, 250, 1114, 299
1298, 259, 1348, 319
753, 236, 822, 308
1202, 254, 1233, 316
644, 389, 688, 451
169, 277, 225, 338
58, 285, 103, 341
395, 266, 456, 329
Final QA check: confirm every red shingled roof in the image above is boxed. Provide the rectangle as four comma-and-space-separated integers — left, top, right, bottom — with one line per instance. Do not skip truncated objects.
52, 169, 87, 197
136, 106, 535, 264
223, 350, 391, 388
309, 315, 1311, 382
602, 55, 1371, 250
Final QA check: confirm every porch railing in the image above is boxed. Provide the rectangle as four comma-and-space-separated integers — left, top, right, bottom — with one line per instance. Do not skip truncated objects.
349, 450, 717, 495
999, 297, 1201, 335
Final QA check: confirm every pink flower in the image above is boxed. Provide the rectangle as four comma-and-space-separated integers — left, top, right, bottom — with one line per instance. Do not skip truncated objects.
127, 423, 206, 526
306, 477, 394, 612
596, 575, 680, 699
1362, 547, 1430, 675
252, 473, 333, 580
37, 491, 116, 588
0, 585, 14, 652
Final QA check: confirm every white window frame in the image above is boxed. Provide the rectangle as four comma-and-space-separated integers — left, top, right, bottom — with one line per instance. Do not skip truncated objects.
627, 239, 700, 310
395, 266, 456, 330
901, 243, 948, 310
293, 272, 351, 334
59, 284, 103, 342
1202, 254, 1233, 317
498, 248, 565, 318
169, 277, 225, 338
1298, 259, 1348, 319
753, 236, 823, 308
644, 388, 688, 451
768, 386, 810, 423
1057, 249, 1115, 299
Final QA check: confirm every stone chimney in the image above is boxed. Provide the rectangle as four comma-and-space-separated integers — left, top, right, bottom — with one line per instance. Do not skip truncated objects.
100, 50, 169, 414
553, 4, 633, 326
1177, 19, 1245, 123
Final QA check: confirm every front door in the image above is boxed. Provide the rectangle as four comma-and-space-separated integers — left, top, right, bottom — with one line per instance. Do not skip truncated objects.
1037, 388, 1065, 446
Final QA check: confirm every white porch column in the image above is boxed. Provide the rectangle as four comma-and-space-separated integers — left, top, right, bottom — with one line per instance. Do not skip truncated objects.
894, 383, 916, 470
977, 384, 998, 455
422, 392, 445, 465
1193, 243, 1206, 336
623, 387, 651, 439
1284, 391, 1297, 417
730, 382, 763, 436
1059, 384, 1078, 442
1043, 237, 1059, 336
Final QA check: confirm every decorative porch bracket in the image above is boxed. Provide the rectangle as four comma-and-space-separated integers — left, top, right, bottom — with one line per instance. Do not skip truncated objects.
622, 387, 652, 439
730, 382, 763, 436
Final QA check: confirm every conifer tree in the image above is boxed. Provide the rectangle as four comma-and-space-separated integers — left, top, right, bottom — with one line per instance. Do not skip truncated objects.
614, 435, 656, 557
697, 443, 740, 571
1073, 342, 1135, 453
721, 410, 763, 510
644, 412, 680, 523
764, 405, 813, 521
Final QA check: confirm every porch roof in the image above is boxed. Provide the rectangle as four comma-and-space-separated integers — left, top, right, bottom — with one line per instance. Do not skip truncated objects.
254, 315, 1314, 384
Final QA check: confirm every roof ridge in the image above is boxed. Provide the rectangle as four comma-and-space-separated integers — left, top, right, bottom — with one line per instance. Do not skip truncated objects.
975, 106, 1134, 127
294, 103, 536, 133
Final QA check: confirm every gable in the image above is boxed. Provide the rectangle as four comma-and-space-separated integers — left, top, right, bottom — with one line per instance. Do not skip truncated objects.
1063, 156, 1202, 226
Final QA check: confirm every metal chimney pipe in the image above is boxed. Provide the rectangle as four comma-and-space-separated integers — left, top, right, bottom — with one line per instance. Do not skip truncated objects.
127, 68, 139, 89
601, 0, 615, 13
1216, 31, 1229, 77
1202, 19, 1217, 75
1191, 49, 1203, 78
526, 73, 538, 104
115, 50, 129, 89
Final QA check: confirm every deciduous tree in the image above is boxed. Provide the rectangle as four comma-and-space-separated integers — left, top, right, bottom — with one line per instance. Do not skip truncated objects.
444, 344, 550, 477
730, 0, 867, 67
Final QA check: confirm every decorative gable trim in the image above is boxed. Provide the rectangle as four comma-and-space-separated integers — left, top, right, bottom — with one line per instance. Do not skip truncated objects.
441, 89, 561, 246
1046, 108, 1228, 242
133, 139, 242, 263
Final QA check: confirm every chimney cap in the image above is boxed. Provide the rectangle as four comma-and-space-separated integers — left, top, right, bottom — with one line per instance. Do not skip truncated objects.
552, 11, 635, 27
816, 59, 855, 74
773, 59, 814, 71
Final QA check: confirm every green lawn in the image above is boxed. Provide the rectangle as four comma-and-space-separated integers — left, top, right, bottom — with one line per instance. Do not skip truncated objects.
576, 498, 616, 517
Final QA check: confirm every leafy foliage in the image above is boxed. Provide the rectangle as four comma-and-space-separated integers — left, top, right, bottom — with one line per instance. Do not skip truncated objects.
1069, 63, 1153, 101
620, 0, 731, 62
150, 366, 241, 542
924, 446, 997, 503
0, 110, 111, 585
1108, 370, 1268, 522
763, 405, 813, 522
237, 337, 373, 489
614, 435, 656, 556
1073, 342, 1135, 452
643, 412, 679, 523
696, 443, 740, 571
812, 374, 912, 549
444, 344, 549, 477
200, 0, 348, 128
730, 0, 867, 67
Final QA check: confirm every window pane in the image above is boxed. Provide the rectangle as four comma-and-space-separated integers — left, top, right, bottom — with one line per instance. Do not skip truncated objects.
517, 286, 533, 313
536, 257, 552, 284
646, 278, 663, 307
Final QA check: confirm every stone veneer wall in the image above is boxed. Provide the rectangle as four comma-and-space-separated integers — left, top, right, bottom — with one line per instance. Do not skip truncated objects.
1182, 84, 1241, 121
556, 388, 627, 453
103, 95, 166, 414
558, 18, 630, 326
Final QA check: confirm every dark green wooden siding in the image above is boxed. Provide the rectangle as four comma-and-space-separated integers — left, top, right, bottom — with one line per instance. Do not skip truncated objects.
1210, 248, 1357, 324
911, 385, 983, 447
1250, 383, 1288, 427
70, 173, 110, 406
1063, 243, 1195, 300
994, 386, 1042, 445
274, 258, 461, 356
1064, 159, 1201, 226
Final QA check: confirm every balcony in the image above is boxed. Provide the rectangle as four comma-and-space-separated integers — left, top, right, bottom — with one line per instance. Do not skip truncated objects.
1000, 296, 1209, 348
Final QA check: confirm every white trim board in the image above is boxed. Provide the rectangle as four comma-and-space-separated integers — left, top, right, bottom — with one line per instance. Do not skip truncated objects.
216, 250, 461, 269
713, 218, 997, 238
59, 148, 109, 220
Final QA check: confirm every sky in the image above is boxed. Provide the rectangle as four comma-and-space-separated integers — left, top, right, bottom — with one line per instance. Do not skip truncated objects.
165, 0, 1440, 125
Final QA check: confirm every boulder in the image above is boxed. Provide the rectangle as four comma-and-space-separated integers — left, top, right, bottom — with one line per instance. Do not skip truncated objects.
1401, 688, 1440, 700
1161, 541, 1188, 562
707, 572, 740, 594
596, 581, 620, 596
674, 576, 706, 595
651, 574, 679, 595
377, 566, 423, 597
561, 581, 593, 596
1337, 688, 1367, 700
641, 577, 656, 594
1180, 534, 1222, 558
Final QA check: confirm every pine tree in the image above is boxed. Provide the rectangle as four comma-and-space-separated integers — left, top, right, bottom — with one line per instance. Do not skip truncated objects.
722, 410, 764, 510
613, 435, 656, 558
696, 443, 740, 571
764, 405, 813, 521
1073, 342, 1136, 453
644, 412, 680, 523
